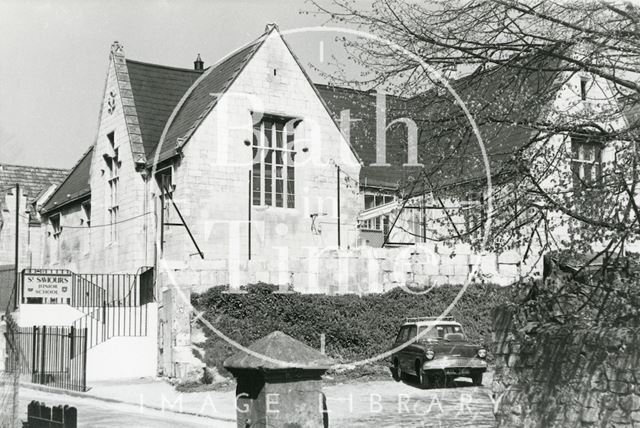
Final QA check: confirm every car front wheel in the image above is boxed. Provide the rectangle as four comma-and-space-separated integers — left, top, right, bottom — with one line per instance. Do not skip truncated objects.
416, 364, 430, 389
392, 360, 401, 382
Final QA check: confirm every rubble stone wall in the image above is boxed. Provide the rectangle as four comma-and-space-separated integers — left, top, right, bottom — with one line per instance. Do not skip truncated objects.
492, 307, 640, 427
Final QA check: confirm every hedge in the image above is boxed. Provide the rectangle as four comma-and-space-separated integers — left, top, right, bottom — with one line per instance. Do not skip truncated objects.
191, 283, 513, 376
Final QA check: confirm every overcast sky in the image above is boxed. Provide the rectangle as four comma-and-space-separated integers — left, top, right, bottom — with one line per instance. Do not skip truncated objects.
0, 0, 367, 169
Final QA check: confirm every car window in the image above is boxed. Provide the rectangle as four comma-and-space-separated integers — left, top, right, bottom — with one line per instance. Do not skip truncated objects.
417, 326, 439, 339
395, 327, 406, 343
435, 324, 464, 338
407, 325, 417, 341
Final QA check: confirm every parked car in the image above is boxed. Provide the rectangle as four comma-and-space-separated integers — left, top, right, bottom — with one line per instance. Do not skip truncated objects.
390, 317, 487, 388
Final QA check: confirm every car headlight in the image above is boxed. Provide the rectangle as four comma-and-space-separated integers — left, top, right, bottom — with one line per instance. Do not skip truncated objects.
477, 348, 487, 359
425, 350, 435, 360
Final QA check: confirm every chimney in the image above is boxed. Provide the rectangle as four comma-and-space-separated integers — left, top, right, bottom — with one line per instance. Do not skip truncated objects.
194, 54, 204, 71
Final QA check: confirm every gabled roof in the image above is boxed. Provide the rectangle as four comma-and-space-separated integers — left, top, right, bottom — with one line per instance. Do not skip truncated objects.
317, 53, 563, 192
50, 36, 567, 211
126, 60, 203, 161
152, 32, 268, 165
0, 163, 68, 204
41, 146, 93, 214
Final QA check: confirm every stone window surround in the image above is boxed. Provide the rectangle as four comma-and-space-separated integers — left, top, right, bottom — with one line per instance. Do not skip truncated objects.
251, 114, 298, 209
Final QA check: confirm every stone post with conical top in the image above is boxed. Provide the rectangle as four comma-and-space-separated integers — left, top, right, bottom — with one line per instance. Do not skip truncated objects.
224, 330, 333, 428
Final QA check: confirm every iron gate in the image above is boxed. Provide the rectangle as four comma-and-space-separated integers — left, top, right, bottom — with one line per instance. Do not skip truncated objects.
13, 326, 87, 392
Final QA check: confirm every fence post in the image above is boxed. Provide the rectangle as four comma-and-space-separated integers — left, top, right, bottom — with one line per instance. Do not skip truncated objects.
31, 326, 37, 380
69, 326, 75, 357
81, 329, 87, 391
40, 326, 47, 385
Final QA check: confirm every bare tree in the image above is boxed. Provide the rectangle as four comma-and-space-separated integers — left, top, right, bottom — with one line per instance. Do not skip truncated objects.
312, 0, 640, 274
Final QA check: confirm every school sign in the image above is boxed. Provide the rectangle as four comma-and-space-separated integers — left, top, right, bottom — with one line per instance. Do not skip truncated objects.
23, 272, 72, 299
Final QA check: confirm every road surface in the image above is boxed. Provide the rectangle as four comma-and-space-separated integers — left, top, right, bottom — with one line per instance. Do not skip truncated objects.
18, 374, 495, 427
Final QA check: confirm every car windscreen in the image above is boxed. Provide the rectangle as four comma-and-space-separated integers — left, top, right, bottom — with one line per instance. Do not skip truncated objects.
417, 324, 464, 340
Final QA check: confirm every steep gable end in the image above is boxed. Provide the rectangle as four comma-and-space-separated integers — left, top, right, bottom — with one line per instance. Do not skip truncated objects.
153, 32, 269, 165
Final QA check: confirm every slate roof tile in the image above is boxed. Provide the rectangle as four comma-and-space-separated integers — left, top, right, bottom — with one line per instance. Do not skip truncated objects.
316, 53, 563, 192
126, 60, 203, 161
0, 163, 68, 204
41, 146, 93, 214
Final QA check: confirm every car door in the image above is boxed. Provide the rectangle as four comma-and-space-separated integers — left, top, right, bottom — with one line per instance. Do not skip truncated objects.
393, 326, 409, 370
393, 326, 408, 367
402, 325, 421, 374
399, 325, 418, 373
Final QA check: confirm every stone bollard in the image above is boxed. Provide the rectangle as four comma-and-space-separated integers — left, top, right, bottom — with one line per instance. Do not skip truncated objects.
224, 331, 333, 428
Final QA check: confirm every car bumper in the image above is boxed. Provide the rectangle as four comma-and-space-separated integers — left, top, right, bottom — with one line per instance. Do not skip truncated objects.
422, 356, 487, 375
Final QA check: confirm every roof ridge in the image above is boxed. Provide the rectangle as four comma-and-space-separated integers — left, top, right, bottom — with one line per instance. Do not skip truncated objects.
0, 163, 68, 172
151, 30, 271, 165
125, 58, 205, 74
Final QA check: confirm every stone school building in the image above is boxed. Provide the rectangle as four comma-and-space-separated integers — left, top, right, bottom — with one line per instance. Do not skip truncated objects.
14, 24, 613, 294
3, 24, 630, 383
9, 24, 628, 297
39, 26, 367, 291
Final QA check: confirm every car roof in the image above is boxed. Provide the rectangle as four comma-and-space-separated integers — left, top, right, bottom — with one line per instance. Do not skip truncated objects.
402, 321, 462, 328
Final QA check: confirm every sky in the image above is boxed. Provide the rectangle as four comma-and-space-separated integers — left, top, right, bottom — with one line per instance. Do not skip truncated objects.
0, 0, 368, 169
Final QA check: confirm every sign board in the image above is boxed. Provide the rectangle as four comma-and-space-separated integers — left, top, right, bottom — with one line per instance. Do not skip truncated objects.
23, 273, 72, 299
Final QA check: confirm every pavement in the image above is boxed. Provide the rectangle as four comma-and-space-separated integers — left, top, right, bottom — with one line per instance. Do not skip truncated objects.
19, 371, 496, 427
19, 387, 234, 428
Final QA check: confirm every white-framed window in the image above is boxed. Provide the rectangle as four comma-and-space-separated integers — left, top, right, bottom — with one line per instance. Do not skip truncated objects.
360, 215, 390, 233
364, 194, 394, 210
105, 132, 120, 242
252, 116, 297, 208
571, 132, 602, 188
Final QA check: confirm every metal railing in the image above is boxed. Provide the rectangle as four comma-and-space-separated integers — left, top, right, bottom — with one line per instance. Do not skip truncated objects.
12, 325, 87, 392
11, 267, 155, 391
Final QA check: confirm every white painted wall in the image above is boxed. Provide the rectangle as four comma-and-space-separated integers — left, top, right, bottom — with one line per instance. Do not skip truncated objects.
86, 303, 158, 381
16, 304, 85, 327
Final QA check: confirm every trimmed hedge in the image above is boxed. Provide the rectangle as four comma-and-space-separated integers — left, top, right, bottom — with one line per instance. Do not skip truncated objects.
192, 283, 513, 376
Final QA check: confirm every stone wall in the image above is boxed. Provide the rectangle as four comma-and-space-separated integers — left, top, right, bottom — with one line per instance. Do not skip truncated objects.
157, 243, 534, 298
492, 307, 640, 427
294, 244, 534, 294
0, 190, 33, 269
